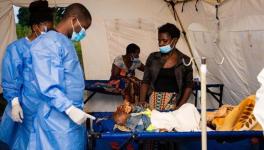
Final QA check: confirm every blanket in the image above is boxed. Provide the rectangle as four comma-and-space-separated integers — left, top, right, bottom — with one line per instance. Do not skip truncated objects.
208, 95, 262, 131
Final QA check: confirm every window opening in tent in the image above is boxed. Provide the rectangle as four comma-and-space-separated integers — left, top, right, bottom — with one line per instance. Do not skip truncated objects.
13, 6, 84, 68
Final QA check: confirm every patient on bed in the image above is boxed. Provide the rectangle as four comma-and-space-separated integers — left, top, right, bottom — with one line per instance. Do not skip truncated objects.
113, 101, 201, 132
114, 95, 263, 132
207, 95, 262, 131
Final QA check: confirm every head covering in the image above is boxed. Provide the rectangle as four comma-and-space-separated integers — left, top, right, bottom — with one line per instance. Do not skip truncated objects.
29, 0, 54, 26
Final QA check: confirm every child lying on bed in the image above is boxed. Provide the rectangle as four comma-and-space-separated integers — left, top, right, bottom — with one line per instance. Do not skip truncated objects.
113, 101, 201, 132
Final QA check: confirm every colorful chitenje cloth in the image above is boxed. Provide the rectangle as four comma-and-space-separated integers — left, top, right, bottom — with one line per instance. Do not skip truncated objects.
149, 91, 177, 111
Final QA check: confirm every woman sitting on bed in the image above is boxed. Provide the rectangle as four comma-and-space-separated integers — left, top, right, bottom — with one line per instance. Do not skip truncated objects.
110, 43, 145, 103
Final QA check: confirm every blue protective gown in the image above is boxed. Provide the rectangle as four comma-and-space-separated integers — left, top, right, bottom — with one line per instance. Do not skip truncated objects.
0, 38, 31, 147
28, 30, 86, 150
1, 31, 86, 150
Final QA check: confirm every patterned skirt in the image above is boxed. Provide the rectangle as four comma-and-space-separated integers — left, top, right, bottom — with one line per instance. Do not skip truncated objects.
149, 91, 178, 111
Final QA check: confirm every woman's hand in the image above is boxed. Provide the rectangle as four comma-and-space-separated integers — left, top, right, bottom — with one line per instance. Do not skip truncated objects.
137, 101, 149, 109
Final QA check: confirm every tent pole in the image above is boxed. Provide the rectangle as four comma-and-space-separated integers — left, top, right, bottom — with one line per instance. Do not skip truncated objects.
164, 0, 200, 74
200, 57, 207, 150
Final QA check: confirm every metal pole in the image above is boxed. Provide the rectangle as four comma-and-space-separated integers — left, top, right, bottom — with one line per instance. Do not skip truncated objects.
201, 57, 207, 150
164, 0, 200, 74
90, 119, 94, 132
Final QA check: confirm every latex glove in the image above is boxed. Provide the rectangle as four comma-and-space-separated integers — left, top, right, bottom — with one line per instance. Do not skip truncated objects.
11, 97, 24, 123
66, 105, 96, 125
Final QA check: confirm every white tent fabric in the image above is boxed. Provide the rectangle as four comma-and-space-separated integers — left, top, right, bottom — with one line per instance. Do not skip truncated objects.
174, 0, 264, 106
80, 0, 192, 111
0, 1, 17, 86
0, 0, 264, 110
81, 0, 190, 80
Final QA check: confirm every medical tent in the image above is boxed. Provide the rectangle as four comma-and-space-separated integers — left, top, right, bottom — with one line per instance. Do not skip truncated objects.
1, 0, 264, 110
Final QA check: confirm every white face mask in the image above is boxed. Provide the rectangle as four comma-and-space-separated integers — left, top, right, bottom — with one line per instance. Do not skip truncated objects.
41, 26, 48, 34
35, 25, 48, 36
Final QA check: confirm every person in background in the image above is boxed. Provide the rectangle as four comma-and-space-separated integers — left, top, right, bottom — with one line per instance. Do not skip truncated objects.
140, 23, 193, 111
0, 0, 54, 147
110, 43, 145, 103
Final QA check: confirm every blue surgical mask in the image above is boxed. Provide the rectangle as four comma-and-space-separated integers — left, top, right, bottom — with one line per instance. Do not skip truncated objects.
71, 28, 86, 42
71, 19, 86, 42
159, 44, 172, 53
159, 39, 177, 53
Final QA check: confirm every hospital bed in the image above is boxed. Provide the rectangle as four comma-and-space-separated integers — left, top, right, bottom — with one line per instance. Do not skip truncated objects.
84, 80, 224, 107
87, 112, 264, 150
84, 80, 123, 104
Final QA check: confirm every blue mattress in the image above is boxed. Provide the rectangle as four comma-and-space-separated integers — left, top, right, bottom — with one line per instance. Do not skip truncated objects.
88, 112, 264, 150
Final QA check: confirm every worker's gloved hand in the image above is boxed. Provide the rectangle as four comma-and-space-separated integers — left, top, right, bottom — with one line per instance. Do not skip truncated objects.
66, 105, 96, 125
11, 97, 24, 123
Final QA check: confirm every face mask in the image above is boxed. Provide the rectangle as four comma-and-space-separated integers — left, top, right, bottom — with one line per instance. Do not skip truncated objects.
71, 19, 86, 42
159, 44, 172, 53
35, 25, 47, 37
40, 26, 47, 35
133, 58, 140, 63
159, 39, 176, 54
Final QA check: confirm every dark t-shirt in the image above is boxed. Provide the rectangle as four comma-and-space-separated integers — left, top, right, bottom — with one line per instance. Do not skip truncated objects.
154, 67, 179, 92
142, 49, 193, 99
